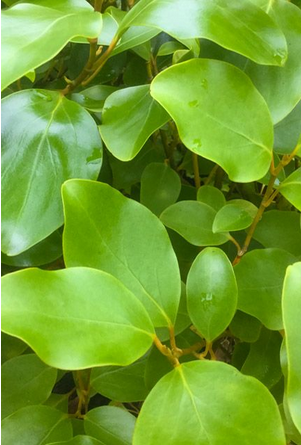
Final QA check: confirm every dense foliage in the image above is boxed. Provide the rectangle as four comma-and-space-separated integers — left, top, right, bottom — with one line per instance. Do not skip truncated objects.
1, 0, 301, 444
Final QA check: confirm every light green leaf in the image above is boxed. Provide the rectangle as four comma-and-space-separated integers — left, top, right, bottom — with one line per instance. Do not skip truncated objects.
253, 210, 301, 257
241, 328, 282, 389
151, 59, 273, 182
282, 262, 301, 433
1, 406, 72, 445
197, 185, 226, 211
100, 85, 170, 161
118, 0, 287, 66
157, 41, 185, 57
274, 102, 301, 155
1, 90, 102, 256
1, 0, 102, 90
62, 180, 181, 327
187, 248, 237, 342
278, 168, 301, 211
133, 361, 286, 445
235, 248, 296, 330
160, 201, 229, 246
1, 267, 155, 370
1, 354, 57, 419
49, 437, 103, 445
91, 357, 149, 402
140, 163, 181, 216
229, 311, 262, 343
85, 406, 136, 445
213, 199, 258, 233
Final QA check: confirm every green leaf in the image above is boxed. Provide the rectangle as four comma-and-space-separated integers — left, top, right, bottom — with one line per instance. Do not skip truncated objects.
71, 85, 118, 113
140, 163, 181, 216
85, 407, 136, 445
62, 180, 181, 328
197, 185, 226, 211
100, 85, 170, 161
244, 1, 301, 124
235, 248, 296, 330
229, 311, 262, 343
278, 168, 301, 211
1, 267, 155, 370
133, 361, 286, 445
144, 346, 173, 391
1, 90, 102, 256
160, 201, 229, 246
118, 0, 287, 66
282, 262, 301, 433
1, 405, 72, 445
213, 199, 258, 233
49, 437, 103, 445
241, 327, 282, 389
253, 210, 301, 256
151, 59, 273, 182
91, 357, 149, 402
187, 248, 237, 342
1, 333, 27, 364
274, 102, 301, 155
1, 0, 102, 90
1, 354, 57, 419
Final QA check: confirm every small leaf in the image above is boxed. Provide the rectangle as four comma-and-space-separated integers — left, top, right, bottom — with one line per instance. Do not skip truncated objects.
229, 311, 262, 343
160, 201, 229, 246
197, 185, 226, 211
1, 333, 27, 364
1, 0, 102, 90
118, 0, 287, 66
1, 405, 72, 445
1, 354, 57, 419
62, 180, 181, 327
1, 267, 155, 370
133, 361, 286, 445
49, 437, 103, 445
187, 248, 237, 342
71, 85, 118, 113
274, 102, 301, 155
100, 85, 170, 161
235, 248, 296, 330
278, 167, 301, 211
282, 262, 301, 433
85, 406, 136, 445
151, 59, 273, 182
1, 90, 102, 256
213, 199, 258, 233
140, 163, 181, 216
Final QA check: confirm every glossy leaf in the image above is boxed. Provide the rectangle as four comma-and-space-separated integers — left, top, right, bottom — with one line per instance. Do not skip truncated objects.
235, 248, 296, 330
278, 168, 301, 211
151, 59, 273, 182
1, 90, 102, 256
1, 267, 155, 370
197, 185, 226, 211
1, 354, 57, 419
71, 85, 118, 113
91, 357, 149, 402
274, 102, 301, 155
213, 199, 258, 233
62, 180, 181, 327
160, 201, 229, 246
187, 248, 237, 342
118, 0, 287, 66
1, 0, 102, 90
100, 85, 170, 161
133, 361, 286, 445
1, 405, 72, 445
140, 163, 181, 216
85, 406, 136, 445
282, 262, 301, 433
49, 437, 103, 445
241, 328, 282, 388
253, 210, 301, 257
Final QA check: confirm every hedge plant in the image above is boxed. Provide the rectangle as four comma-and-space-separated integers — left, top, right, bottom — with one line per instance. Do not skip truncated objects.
1, 0, 301, 444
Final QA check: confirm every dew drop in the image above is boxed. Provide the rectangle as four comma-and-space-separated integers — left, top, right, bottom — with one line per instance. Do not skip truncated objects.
201, 78, 208, 89
193, 138, 202, 149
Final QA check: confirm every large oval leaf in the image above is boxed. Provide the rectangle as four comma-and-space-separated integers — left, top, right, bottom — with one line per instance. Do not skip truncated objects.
187, 248, 237, 342
235, 248, 296, 330
1, 0, 102, 90
278, 168, 301, 211
100, 85, 170, 161
1, 90, 102, 256
1, 267, 155, 369
118, 0, 287, 66
133, 361, 286, 445
1, 354, 57, 419
282, 262, 301, 433
62, 180, 181, 328
151, 59, 273, 182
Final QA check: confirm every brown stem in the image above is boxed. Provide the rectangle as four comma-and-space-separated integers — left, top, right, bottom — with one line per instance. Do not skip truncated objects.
153, 336, 180, 367
192, 153, 201, 189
